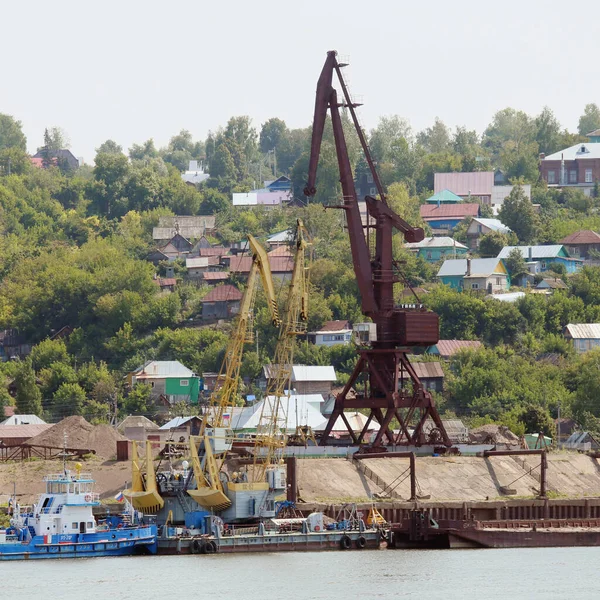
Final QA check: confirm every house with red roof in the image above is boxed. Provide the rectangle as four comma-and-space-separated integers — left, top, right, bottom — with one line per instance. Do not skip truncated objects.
427, 339, 483, 359
419, 203, 480, 234
308, 320, 353, 347
559, 230, 600, 260
229, 255, 294, 281
200, 285, 243, 321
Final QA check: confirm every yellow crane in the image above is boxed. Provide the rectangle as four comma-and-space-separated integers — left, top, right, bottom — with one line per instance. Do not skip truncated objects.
188, 233, 282, 511
252, 219, 310, 481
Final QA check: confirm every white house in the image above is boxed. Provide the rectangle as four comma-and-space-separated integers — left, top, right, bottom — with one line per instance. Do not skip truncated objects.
308, 320, 353, 347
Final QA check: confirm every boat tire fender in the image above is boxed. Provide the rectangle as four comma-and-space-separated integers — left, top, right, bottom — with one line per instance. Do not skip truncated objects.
340, 535, 352, 550
203, 540, 217, 554
356, 536, 366, 549
190, 539, 202, 554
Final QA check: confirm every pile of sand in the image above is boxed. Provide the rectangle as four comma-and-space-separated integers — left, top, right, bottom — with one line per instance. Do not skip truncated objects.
28, 416, 126, 459
469, 424, 520, 446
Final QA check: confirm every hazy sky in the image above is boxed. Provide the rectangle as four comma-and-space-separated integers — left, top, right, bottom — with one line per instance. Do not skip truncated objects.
2, 0, 598, 163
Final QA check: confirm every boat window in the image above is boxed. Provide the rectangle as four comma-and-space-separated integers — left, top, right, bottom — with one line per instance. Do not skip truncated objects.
69, 483, 75, 494
87, 522, 94, 529
72, 522, 78, 529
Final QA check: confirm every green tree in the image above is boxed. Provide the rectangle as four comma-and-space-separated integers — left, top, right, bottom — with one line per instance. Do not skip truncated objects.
0, 114, 27, 151
483, 108, 535, 159
123, 383, 152, 415
369, 115, 413, 162
534, 107, 562, 155
478, 231, 509, 258
96, 140, 123, 155
578, 103, 600, 136
30, 338, 70, 371
498, 185, 537, 243
519, 404, 555, 435
504, 248, 528, 282
416, 117, 451, 153
129, 139, 159, 161
14, 358, 43, 416
52, 382, 86, 418
259, 118, 287, 154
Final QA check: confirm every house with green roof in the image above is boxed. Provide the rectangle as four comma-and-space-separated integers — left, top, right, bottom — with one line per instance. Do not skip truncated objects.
426, 189, 462, 204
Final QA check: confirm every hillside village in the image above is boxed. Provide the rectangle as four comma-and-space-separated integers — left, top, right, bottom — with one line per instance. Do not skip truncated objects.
3, 106, 600, 449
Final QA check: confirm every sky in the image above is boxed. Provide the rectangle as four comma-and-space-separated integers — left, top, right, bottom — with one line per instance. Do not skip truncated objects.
2, 0, 599, 163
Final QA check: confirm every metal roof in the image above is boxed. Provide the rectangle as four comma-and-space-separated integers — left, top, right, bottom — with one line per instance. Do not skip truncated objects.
432, 340, 483, 357
564, 323, 600, 339
132, 360, 195, 378
316, 411, 380, 432
153, 227, 209, 240
497, 245, 571, 260
186, 257, 210, 269
434, 171, 494, 196
0, 424, 51, 438
420, 203, 480, 219
560, 230, 600, 245
544, 143, 600, 161
262, 365, 337, 382
159, 416, 201, 430
201, 284, 243, 303
470, 218, 511, 234
0, 414, 47, 426
316, 320, 351, 333
267, 230, 294, 243
437, 258, 505, 277
229, 255, 293, 274
404, 236, 468, 250
426, 189, 462, 203
202, 272, 229, 281
411, 362, 444, 379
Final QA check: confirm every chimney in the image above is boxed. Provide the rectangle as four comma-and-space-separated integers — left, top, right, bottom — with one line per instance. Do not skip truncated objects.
539, 152, 545, 160
528, 247, 533, 261
466, 258, 472, 277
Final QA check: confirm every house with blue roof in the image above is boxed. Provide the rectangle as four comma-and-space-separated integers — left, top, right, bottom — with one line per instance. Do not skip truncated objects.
437, 257, 509, 292
404, 236, 468, 262
496, 245, 582, 274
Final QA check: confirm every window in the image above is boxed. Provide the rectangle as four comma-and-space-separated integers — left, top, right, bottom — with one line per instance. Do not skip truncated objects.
541, 261, 547, 269
585, 169, 593, 183
367, 174, 374, 183
471, 283, 479, 289
72, 522, 78, 530
548, 170, 556, 184
496, 277, 501, 285
87, 522, 94, 529
180, 379, 189, 387
569, 170, 577, 183
369, 187, 377, 196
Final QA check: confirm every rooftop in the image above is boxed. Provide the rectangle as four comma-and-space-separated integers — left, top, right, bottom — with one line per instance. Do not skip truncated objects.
489, 292, 526, 303
426, 189, 463, 203
0, 414, 47, 426
404, 236, 468, 250
267, 230, 294, 243
564, 323, 600, 339
201, 284, 243, 303
537, 278, 568, 290
470, 217, 512, 234
432, 340, 483, 357
0, 424, 51, 439
497, 245, 575, 260
159, 416, 202, 430
437, 258, 505, 278
202, 272, 229, 281
131, 360, 195, 379
229, 255, 294, 274
316, 320, 351, 333
420, 203, 480, 220
411, 362, 444, 379
263, 364, 337, 382
559, 230, 600, 245
434, 171, 494, 196
544, 143, 600, 161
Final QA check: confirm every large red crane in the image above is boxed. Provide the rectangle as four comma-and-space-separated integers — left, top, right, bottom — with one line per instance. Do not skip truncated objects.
305, 51, 450, 448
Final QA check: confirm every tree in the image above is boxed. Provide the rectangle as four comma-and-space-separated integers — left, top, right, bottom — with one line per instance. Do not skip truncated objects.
478, 231, 509, 258
40, 126, 69, 151
129, 139, 159, 162
519, 404, 554, 435
534, 107, 562, 155
0, 114, 27, 151
96, 140, 123, 155
210, 142, 237, 183
122, 383, 152, 415
416, 117, 451, 154
14, 358, 43, 416
483, 108, 535, 160
200, 189, 229, 215
259, 118, 287, 153
31, 338, 70, 371
504, 248, 528, 282
369, 115, 413, 163
578, 103, 600, 136
52, 382, 86, 418
498, 185, 537, 243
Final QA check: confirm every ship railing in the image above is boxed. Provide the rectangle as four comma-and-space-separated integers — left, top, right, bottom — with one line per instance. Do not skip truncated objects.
43, 473, 94, 481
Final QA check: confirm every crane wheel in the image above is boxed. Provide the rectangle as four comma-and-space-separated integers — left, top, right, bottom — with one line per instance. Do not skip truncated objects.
356, 536, 366, 549
339, 535, 352, 550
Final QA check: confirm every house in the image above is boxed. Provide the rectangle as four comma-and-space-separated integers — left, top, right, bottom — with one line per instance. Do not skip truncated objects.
262, 365, 337, 397
535, 278, 567, 293
229, 255, 294, 281
355, 169, 378, 199
434, 171, 494, 204
491, 184, 532, 215
0, 414, 46, 426
0, 329, 31, 362
425, 189, 462, 204
411, 361, 444, 393
556, 418, 578, 444
466, 218, 512, 250
497, 245, 582, 274
266, 230, 294, 248
419, 203, 480, 234
181, 160, 210, 186
154, 277, 177, 292
540, 137, 600, 196
153, 216, 216, 243
200, 285, 243, 320
564, 324, 600, 353
404, 236, 468, 261
147, 248, 170, 265
202, 272, 229, 284
117, 415, 159, 442
264, 176, 292, 192
128, 360, 200, 404
268, 245, 293, 257
559, 230, 600, 260
232, 176, 293, 208
437, 257, 509, 292
159, 416, 203, 439
186, 256, 219, 279
31, 148, 79, 170
308, 320, 353, 347
0, 424, 51, 447
428, 340, 483, 358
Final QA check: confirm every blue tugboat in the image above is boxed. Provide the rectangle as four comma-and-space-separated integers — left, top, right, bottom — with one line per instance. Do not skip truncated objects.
0, 464, 157, 560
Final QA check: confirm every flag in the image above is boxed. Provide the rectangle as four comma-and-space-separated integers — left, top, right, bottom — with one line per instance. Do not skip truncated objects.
114, 491, 124, 502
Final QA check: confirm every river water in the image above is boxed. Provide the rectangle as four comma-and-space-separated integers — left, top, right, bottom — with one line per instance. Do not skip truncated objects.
2, 547, 599, 599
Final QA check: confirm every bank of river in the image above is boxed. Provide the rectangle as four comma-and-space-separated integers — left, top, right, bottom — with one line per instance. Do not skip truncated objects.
2, 547, 599, 599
